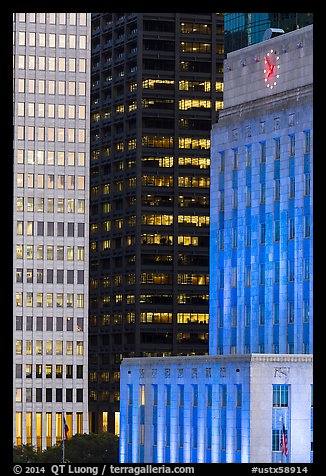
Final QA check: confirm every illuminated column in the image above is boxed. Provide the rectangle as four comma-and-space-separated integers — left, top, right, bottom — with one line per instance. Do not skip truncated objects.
131, 383, 139, 463
169, 384, 178, 462
211, 384, 220, 462
225, 383, 235, 463
183, 381, 191, 462
197, 382, 206, 463
241, 377, 251, 462
156, 380, 165, 463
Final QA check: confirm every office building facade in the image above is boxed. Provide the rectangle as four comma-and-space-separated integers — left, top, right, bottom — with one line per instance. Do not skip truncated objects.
89, 12, 224, 434
13, 13, 91, 449
119, 25, 313, 463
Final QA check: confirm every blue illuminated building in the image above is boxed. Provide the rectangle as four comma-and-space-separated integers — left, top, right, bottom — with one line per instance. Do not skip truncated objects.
209, 30, 313, 357
119, 25, 313, 464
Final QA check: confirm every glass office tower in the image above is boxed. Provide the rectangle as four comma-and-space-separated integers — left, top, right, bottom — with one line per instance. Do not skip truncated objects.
89, 13, 224, 433
13, 13, 91, 450
224, 13, 313, 54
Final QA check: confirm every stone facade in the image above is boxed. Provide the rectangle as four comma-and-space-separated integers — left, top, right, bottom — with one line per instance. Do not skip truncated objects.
120, 354, 313, 463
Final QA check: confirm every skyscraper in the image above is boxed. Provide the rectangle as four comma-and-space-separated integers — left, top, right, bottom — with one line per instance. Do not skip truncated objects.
89, 12, 224, 434
13, 13, 91, 450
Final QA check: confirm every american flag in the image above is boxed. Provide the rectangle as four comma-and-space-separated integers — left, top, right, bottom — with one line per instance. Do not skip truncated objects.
63, 415, 69, 440
280, 422, 288, 457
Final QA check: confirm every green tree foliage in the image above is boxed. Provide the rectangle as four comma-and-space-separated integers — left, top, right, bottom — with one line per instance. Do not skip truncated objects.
13, 433, 119, 464
13, 444, 38, 463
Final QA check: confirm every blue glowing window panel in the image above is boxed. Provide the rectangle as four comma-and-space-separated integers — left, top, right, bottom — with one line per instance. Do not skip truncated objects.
289, 157, 295, 176
304, 196, 310, 214
207, 385, 212, 407
303, 324, 309, 343
232, 170, 238, 187
274, 202, 280, 217
221, 427, 226, 450
166, 406, 170, 423
246, 167, 251, 185
288, 285, 294, 301
165, 384, 171, 405
179, 384, 184, 405
179, 406, 184, 426
127, 443, 132, 461
139, 445, 144, 463
165, 447, 170, 461
207, 426, 212, 449
206, 449, 212, 463
153, 384, 158, 405
179, 428, 184, 448
165, 405, 171, 447
179, 447, 183, 463
153, 411, 157, 445
221, 407, 226, 426
153, 446, 157, 463
128, 384, 133, 405
287, 325, 294, 343
303, 239, 310, 256
140, 406, 145, 424
236, 385, 242, 408
192, 425, 198, 449
236, 411, 242, 430
191, 449, 198, 463
128, 405, 132, 424
304, 154, 310, 173
128, 424, 132, 444
193, 385, 198, 406
303, 281, 310, 299
220, 385, 227, 407
219, 173, 224, 190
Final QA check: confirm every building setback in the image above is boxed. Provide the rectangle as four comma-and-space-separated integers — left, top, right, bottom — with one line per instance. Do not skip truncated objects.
13, 13, 91, 449
119, 24, 313, 463
89, 13, 224, 434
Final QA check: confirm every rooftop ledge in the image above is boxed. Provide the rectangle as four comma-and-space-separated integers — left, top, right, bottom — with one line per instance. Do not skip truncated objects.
121, 353, 313, 366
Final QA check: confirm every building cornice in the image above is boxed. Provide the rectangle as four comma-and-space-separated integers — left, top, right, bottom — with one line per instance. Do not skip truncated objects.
214, 83, 313, 128
121, 353, 313, 367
